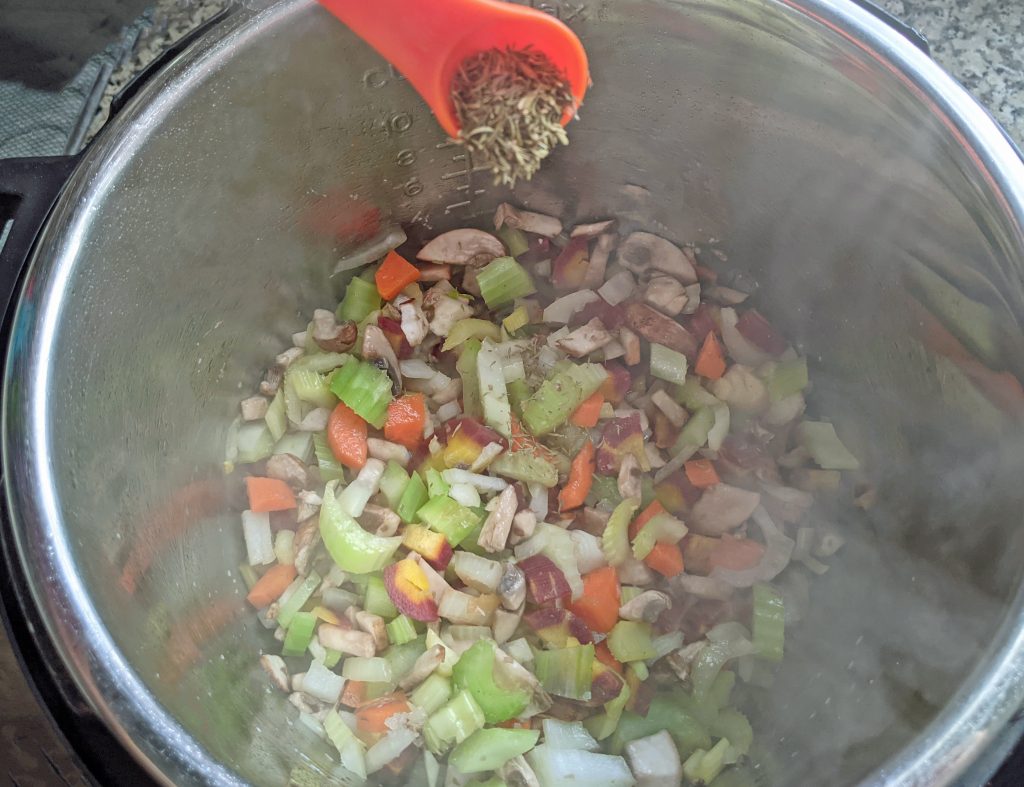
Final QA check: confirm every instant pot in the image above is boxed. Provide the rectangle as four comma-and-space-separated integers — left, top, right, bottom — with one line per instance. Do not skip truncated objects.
4, 0, 1024, 784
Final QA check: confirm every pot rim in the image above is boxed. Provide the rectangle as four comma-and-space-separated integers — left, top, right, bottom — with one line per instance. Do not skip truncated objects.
5, 0, 1024, 784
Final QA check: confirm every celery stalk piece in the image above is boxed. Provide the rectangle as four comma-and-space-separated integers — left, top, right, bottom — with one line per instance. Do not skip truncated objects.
534, 644, 594, 700
264, 390, 287, 440
606, 696, 710, 757
584, 683, 631, 742
766, 357, 808, 402
291, 351, 351, 374
607, 621, 658, 663
632, 512, 689, 561
796, 420, 860, 470
650, 343, 689, 385
477, 256, 536, 309
379, 459, 410, 509
273, 431, 314, 463
282, 611, 317, 657
337, 276, 382, 323
602, 498, 639, 566
451, 640, 530, 723
498, 226, 530, 259
386, 614, 417, 646
313, 432, 346, 482
410, 672, 453, 715
504, 304, 530, 334
675, 377, 721, 409
324, 709, 368, 780
424, 689, 486, 754
238, 563, 258, 591
384, 636, 428, 682
341, 656, 394, 683
396, 471, 428, 524
521, 363, 608, 436
507, 377, 531, 416
490, 451, 559, 487
320, 481, 402, 573
417, 495, 481, 547
710, 709, 753, 756
286, 367, 338, 409
425, 467, 450, 498
673, 405, 715, 453
752, 583, 785, 662
449, 728, 541, 773
457, 338, 483, 419
329, 358, 393, 428
683, 738, 734, 785
236, 422, 275, 464
707, 403, 730, 452
527, 745, 635, 787
364, 574, 399, 619
276, 569, 322, 628
690, 640, 735, 699
477, 339, 513, 437
442, 319, 501, 352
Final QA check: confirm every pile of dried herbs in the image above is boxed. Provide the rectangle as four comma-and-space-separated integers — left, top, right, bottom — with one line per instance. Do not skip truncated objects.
451, 46, 577, 187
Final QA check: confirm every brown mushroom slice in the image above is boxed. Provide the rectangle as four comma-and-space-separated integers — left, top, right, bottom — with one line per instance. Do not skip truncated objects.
362, 323, 402, 388
240, 396, 269, 421
643, 275, 690, 316
318, 625, 376, 657
623, 302, 698, 357
478, 486, 518, 553
417, 228, 505, 265
704, 284, 750, 305
497, 561, 527, 611
361, 503, 401, 537
619, 327, 642, 366
260, 654, 290, 692
311, 309, 357, 353
265, 453, 310, 490
355, 610, 389, 651
554, 318, 614, 358
581, 233, 617, 289
688, 484, 762, 536
494, 203, 563, 238
617, 231, 698, 284
501, 756, 541, 787
618, 590, 672, 623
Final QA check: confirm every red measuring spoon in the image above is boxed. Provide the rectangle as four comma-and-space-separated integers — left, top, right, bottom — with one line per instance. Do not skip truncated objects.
317, 0, 589, 138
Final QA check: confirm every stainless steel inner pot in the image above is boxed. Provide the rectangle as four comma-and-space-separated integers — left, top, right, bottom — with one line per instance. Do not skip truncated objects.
5, 0, 1024, 784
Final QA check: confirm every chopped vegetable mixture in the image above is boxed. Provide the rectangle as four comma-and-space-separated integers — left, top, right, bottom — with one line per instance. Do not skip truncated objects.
228, 203, 859, 787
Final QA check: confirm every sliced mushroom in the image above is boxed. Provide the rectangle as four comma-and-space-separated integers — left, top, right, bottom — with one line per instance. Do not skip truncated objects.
501, 755, 541, 787
571, 219, 616, 238
355, 611, 388, 652
260, 654, 290, 692
265, 453, 310, 489
367, 437, 411, 465
275, 346, 304, 369
318, 625, 376, 657
361, 503, 401, 537
240, 396, 269, 421
418, 262, 451, 281
681, 283, 701, 315
704, 284, 750, 305
259, 367, 282, 396
494, 203, 563, 237
493, 604, 524, 645
617, 453, 642, 501
362, 323, 402, 388
509, 510, 537, 546
497, 561, 527, 611
709, 364, 768, 413
311, 309, 357, 353
417, 229, 505, 266
666, 641, 706, 682
292, 516, 321, 575
296, 490, 322, 523
555, 318, 614, 358
624, 302, 698, 357
582, 233, 618, 290
617, 232, 698, 284
597, 269, 636, 306
398, 300, 429, 347
643, 275, 690, 316
619, 326, 641, 366
478, 486, 518, 553
650, 389, 688, 427
619, 590, 672, 623
575, 506, 610, 537
688, 484, 762, 536
398, 644, 445, 690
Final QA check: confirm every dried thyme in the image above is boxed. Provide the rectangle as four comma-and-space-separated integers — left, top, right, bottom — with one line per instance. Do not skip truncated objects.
451, 46, 577, 187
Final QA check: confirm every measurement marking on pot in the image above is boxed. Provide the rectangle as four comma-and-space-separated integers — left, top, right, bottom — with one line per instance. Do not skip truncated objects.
436, 142, 488, 214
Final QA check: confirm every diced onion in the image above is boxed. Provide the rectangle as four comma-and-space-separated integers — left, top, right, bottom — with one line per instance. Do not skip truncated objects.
399, 358, 436, 379
543, 290, 599, 324
365, 728, 417, 774
597, 271, 636, 306
449, 482, 482, 508
242, 511, 274, 566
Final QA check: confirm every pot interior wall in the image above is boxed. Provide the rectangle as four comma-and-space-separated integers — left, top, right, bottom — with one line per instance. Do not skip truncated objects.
16, 0, 1024, 784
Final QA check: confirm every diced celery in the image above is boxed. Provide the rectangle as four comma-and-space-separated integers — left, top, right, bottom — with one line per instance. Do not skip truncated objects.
277, 570, 321, 629
627, 661, 649, 682
282, 372, 305, 425
683, 738, 734, 785
674, 405, 715, 452
337, 276, 381, 323
650, 343, 688, 385
608, 621, 658, 663
619, 585, 644, 604
534, 644, 594, 700
766, 357, 808, 402
320, 481, 402, 573
588, 474, 622, 507
449, 728, 540, 774
632, 512, 689, 560
442, 318, 501, 352
324, 708, 367, 779
384, 636, 428, 682
386, 614, 417, 645
322, 648, 342, 669
602, 498, 639, 566
457, 338, 483, 419
710, 709, 753, 756
691, 640, 735, 699
507, 377, 531, 417
282, 611, 317, 657
796, 420, 860, 470
396, 471, 428, 524
521, 363, 608, 436
364, 574, 399, 619
286, 367, 337, 409
477, 256, 536, 309
675, 378, 720, 410
273, 431, 315, 464
709, 669, 736, 711
707, 403, 730, 452
498, 226, 530, 258
640, 476, 657, 507
607, 697, 710, 757
584, 682, 631, 742
425, 467, 450, 498
417, 495, 481, 547
752, 583, 785, 662
379, 459, 410, 509
410, 672, 452, 715
478, 339, 513, 437
424, 690, 486, 754
291, 351, 351, 374
363, 681, 396, 701
264, 390, 287, 440
329, 358, 393, 428
648, 631, 686, 663
341, 656, 393, 683
452, 640, 530, 723
313, 432, 346, 482
503, 304, 530, 334
236, 421, 275, 463
490, 451, 558, 487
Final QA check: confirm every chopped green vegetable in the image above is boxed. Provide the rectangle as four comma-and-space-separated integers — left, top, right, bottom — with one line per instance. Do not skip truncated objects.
396, 471, 429, 524
752, 583, 785, 662
410, 672, 453, 715
417, 495, 481, 547
534, 643, 595, 700
797, 420, 860, 470
442, 318, 501, 352
506, 377, 531, 416
320, 481, 402, 573
588, 474, 623, 507
675, 377, 720, 409
329, 358, 393, 428
683, 737, 734, 785
264, 390, 287, 440
521, 363, 608, 435
364, 574, 399, 619
379, 459, 410, 509
277, 569, 321, 629
341, 656, 393, 683
498, 226, 530, 258
503, 304, 530, 333
282, 611, 317, 657
478, 339, 513, 437
324, 709, 367, 779
602, 498, 639, 566
291, 351, 351, 374
449, 727, 540, 773
386, 614, 418, 646
236, 421, 274, 464
273, 431, 314, 463
452, 640, 531, 723
490, 451, 559, 487
322, 648, 342, 669
707, 402, 731, 452
313, 432, 346, 482
584, 682, 631, 742
766, 357, 808, 402
674, 405, 715, 452
632, 512, 688, 561
456, 339, 483, 419
607, 621, 658, 663
650, 343, 688, 385
425, 467, 450, 498
286, 367, 337, 409
424, 689, 486, 754
711, 708, 753, 756
384, 636, 428, 681
607, 696, 711, 757
477, 256, 536, 309
337, 276, 381, 323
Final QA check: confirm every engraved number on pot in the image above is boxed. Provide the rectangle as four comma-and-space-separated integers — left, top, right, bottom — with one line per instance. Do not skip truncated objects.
390, 113, 413, 133
528, 0, 588, 22
397, 177, 424, 197
362, 65, 407, 89
396, 149, 416, 167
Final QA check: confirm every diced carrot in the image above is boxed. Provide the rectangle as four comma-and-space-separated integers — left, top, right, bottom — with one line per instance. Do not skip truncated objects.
644, 542, 685, 577
595, 641, 623, 674
694, 331, 726, 379
558, 440, 595, 511
684, 458, 720, 488
570, 391, 604, 428
355, 694, 411, 734
497, 718, 533, 730
327, 402, 367, 470
245, 476, 296, 512
569, 566, 620, 633
384, 393, 427, 450
245, 563, 297, 608
341, 680, 367, 708
629, 500, 666, 540
707, 536, 766, 573
375, 250, 421, 300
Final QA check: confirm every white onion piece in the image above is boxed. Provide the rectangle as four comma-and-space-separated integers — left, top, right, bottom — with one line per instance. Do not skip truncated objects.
441, 468, 509, 493
527, 745, 635, 787
437, 400, 462, 423
449, 482, 482, 508
334, 227, 406, 274
527, 481, 549, 521
336, 458, 385, 518
710, 506, 794, 587
301, 660, 345, 704
671, 573, 735, 600
543, 290, 599, 324
720, 307, 773, 366
597, 271, 636, 306
398, 358, 436, 379
653, 443, 700, 484
365, 728, 417, 774
570, 530, 606, 574
469, 442, 504, 473
242, 511, 274, 566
